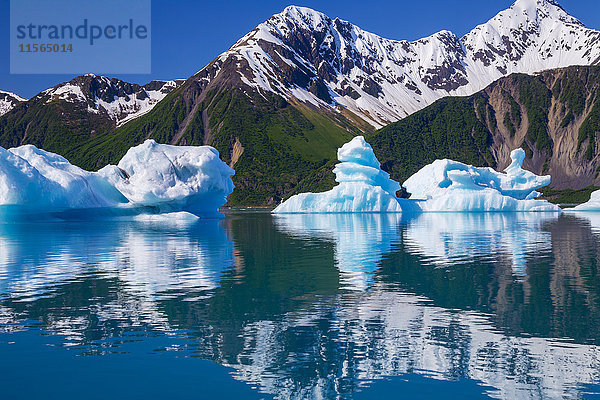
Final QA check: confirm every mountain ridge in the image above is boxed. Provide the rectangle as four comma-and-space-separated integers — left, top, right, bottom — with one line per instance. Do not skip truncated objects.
369, 65, 600, 195
200, 0, 600, 128
0, 75, 183, 159
39, 74, 185, 126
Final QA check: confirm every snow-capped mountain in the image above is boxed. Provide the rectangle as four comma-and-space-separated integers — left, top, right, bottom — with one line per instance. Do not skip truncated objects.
2, 0, 599, 205
0, 90, 26, 117
40, 74, 184, 126
0, 75, 185, 167
200, 0, 600, 128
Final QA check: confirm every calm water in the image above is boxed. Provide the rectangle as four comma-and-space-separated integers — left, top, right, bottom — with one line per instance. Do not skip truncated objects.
1, 211, 600, 399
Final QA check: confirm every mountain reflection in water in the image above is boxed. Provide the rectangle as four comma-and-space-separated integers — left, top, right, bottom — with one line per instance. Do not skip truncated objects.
1, 212, 599, 399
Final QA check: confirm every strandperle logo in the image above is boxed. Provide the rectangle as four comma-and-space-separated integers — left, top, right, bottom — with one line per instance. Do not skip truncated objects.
10, 0, 151, 74
15, 19, 149, 46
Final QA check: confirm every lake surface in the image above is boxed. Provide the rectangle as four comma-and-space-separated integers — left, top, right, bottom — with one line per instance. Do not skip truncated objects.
1, 211, 600, 399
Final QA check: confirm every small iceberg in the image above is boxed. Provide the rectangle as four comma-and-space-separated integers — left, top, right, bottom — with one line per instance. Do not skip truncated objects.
273, 136, 415, 213
568, 190, 600, 211
404, 149, 560, 212
0, 140, 234, 218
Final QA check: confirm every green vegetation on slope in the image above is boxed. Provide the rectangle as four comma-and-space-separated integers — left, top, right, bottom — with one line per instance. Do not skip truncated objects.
71, 88, 354, 205
579, 97, 600, 160
0, 95, 114, 158
67, 85, 194, 168
205, 91, 354, 205
539, 185, 600, 205
553, 70, 593, 116
503, 90, 522, 137
514, 74, 552, 152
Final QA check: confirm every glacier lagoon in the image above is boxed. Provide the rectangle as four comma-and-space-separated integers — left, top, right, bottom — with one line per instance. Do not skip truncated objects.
1, 212, 600, 399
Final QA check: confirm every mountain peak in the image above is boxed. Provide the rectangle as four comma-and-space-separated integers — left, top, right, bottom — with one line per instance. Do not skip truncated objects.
502, 0, 583, 26
275, 5, 331, 29
204, 1, 600, 128
513, 0, 562, 8
0, 90, 26, 117
281, 5, 322, 16
31, 75, 183, 126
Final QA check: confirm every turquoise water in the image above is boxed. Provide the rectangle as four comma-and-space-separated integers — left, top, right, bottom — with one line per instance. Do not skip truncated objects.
1, 211, 600, 399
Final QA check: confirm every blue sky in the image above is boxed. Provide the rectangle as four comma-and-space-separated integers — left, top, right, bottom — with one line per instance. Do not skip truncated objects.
1, 0, 599, 98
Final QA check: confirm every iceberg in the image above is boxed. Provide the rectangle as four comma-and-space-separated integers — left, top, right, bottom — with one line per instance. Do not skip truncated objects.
273, 136, 415, 213
404, 149, 560, 212
568, 190, 600, 211
273, 137, 559, 214
0, 140, 234, 218
99, 140, 235, 215
0, 145, 127, 209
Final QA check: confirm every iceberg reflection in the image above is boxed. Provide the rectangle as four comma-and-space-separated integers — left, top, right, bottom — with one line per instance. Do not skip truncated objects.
229, 290, 600, 400
404, 213, 558, 275
570, 212, 600, 234
1, 214, 600, 400
0, 219, 235, 335
273, 213, 404, 290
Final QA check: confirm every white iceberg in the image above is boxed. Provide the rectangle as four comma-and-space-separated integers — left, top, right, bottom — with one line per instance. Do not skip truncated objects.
0, 145, 127, 209
274, 137, 559, 214
568, 190, 600, 212
0, 140, 234, 217
273, 136, 415, 213
99, 140, 235, 215
404, 149, 560, 212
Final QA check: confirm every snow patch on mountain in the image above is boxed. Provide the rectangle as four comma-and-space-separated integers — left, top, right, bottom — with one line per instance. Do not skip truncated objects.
0, 90, 26, 116
42, 75, 183, 125
49, 84, 88, 103
209, 0, 600, 128
111, 81, 181, 126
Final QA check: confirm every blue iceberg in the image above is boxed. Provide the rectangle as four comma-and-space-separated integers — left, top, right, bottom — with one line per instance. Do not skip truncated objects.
403, 149, 560, 212
273, 136, 416, 213
274, 136, 559, 214
569, 190, 600, 212
0, 140, 234, 218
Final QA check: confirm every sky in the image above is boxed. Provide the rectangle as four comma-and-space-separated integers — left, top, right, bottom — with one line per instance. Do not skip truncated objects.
1, 0, 599, 98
